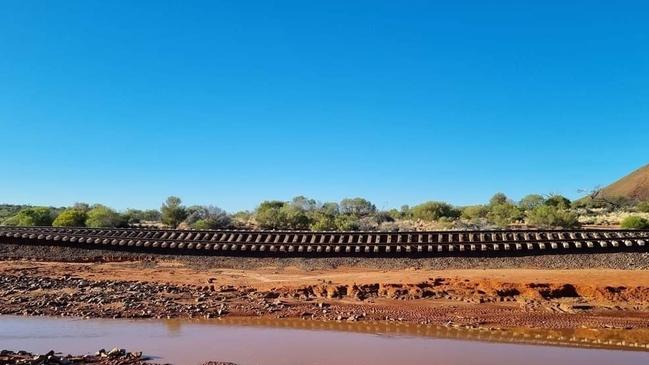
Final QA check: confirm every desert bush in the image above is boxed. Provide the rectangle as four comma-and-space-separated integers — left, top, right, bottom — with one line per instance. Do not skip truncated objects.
620, 215, 649, 229
53, 208, 87, 227
577, 195, 633, 210
85, 205, 126, 228
526, 205, 579, 228
255, 201, 288, 229
372, 211, 395, 224
2, 207, 55, 226
461, 205, 489, 220
232, 211, 253, 220
141, 209, 161, 221
637, 201, 649, 213
339, 198, 376, 217
545, 195, 571, 209
489, 193, 509, 206
334, 214, 360, 231
519, 194, 545, 210
122, 209, 161, 224
386, 209, 401, 221
186, 205, 231, 229
290, 196, 319, 212
161, 196, 188, 228
255, 201, 310, 230
0, 204, 30, 221
280, 204, 310, 230
487, 203, 523, 227
309, 212, 337, 231
319, 202, 340, 216
410, 201, 460, 221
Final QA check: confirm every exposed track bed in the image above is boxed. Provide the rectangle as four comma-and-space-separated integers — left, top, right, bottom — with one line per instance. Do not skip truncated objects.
1, 226, 648, 257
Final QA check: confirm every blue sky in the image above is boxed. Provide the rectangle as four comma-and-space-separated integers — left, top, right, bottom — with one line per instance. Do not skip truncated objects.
1, 1, 648, 212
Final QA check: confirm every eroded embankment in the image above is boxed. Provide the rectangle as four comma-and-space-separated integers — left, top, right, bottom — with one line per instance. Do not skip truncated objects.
2, 251, 649, 330
286, 278, 649, 305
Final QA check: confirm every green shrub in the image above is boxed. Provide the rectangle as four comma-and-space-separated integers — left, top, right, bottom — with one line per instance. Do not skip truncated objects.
620, 216, 649, 229
339, 198, 376, 217
255, 201, 310, 230
0, 204, 30, 221
52, 209, 87, 227
487, 203, 523, 227
461, 205, 489, 220
334, 214, 360, 231
309, 212, 337, 231
123, 209, 161, 224
410, 201, 460, 221
1, 207, 55, 226
186, 205, 231, 229
191, 219, 212, 230
519, 194, 545, 211
255, 201, 287, 229
161, 196, 188, 228
545, 195, 571, 209
637, 201, 649, 213
526, 205, 579, 228
86, 205, 126, 228
280, 204, 310, 230
489, 193, 509, 206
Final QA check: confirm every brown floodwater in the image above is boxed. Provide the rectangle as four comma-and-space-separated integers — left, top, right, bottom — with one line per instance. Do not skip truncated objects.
1, 316, 648, 365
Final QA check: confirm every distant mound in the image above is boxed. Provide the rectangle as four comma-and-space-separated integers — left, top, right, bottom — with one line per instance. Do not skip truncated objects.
598, 164, 649, 202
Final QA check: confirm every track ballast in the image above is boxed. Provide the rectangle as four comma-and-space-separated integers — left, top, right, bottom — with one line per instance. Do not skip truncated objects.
1, 226, 648, 257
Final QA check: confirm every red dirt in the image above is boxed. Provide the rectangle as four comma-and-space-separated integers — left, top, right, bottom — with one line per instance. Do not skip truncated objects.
2, 259, 649, 330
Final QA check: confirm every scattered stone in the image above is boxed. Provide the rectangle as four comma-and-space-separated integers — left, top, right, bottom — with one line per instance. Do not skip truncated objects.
0, 348, 159, 365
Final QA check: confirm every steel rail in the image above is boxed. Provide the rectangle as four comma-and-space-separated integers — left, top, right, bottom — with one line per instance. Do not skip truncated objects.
1, 226, 647, 257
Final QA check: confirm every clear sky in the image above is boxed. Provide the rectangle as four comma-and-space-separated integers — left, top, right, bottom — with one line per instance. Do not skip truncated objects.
1, 1, 647, 212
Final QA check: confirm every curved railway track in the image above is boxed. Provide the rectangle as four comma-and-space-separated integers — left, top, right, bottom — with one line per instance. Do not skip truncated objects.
1, 226, 648, 257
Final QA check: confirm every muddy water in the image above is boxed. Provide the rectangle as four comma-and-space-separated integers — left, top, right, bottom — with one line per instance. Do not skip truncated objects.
1, 316, 648, 365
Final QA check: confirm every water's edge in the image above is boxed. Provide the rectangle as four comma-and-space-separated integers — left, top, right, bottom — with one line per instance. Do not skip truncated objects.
2, 315, 648, 365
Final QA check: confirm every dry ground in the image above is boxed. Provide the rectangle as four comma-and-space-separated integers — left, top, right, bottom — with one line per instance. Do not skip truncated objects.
2, 242, 649, 332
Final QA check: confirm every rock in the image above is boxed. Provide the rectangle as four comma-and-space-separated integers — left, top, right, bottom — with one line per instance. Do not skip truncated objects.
107, 347, 125, 357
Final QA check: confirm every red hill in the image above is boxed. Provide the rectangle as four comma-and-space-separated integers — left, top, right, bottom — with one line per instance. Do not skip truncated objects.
598, 164, 649, 202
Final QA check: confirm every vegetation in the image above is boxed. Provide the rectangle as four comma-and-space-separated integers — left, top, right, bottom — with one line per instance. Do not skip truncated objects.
339, 198, 376, 216
52, 208, 87, 227
637, 201, 649, 213
489, 193, 509, 206
4, 189, 649, 231
461, 205, 489, 220
487, 201, 523, 227
255, 201, 295, 230
2, 207, 56, 226
122, 209, 161, 224
526, 205, 579, 228
85, 205, 126, 228
0, 204, 30, 222
544, 195, 571, 209
410, 201, 459, 221
620, 216, 649, 229
185, 205, 231, 230
486, 193, 523, 227
518, 194, 545, 211
160, 196, 188, 228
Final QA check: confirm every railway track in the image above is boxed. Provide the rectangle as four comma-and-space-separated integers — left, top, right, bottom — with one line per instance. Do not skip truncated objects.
1, 226, 648, 257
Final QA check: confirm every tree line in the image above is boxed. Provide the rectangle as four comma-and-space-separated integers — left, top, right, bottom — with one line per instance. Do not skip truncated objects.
1, 192, 649, 230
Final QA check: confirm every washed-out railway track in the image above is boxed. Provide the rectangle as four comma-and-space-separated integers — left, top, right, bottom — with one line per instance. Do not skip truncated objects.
1, 226, 648, 257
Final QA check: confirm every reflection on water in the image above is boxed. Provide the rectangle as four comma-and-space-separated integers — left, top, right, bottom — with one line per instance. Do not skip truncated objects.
182, 317, 649, 352
1, 315, 648, 365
